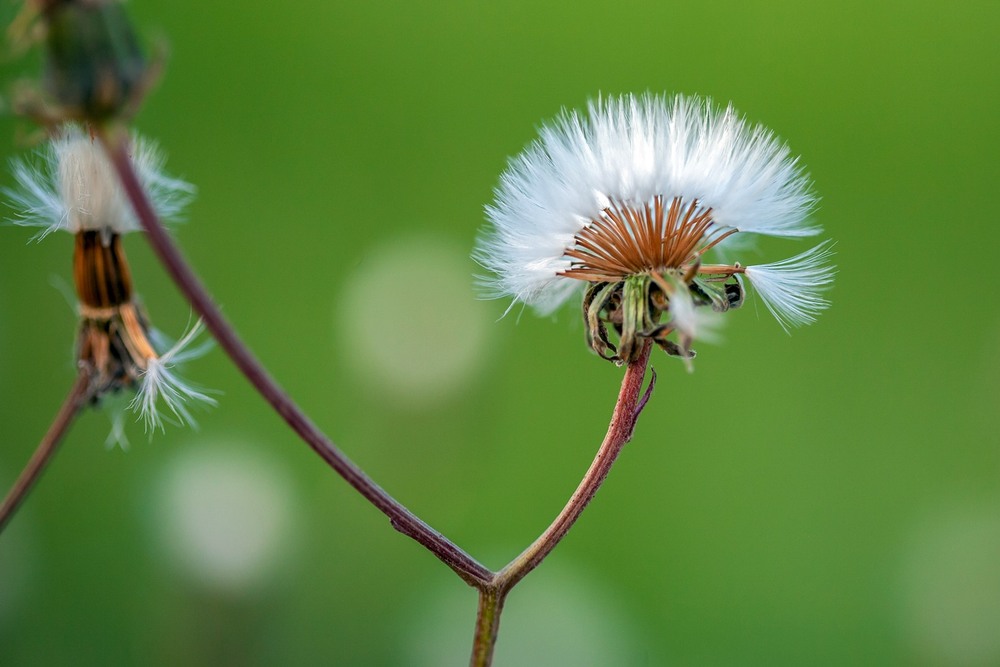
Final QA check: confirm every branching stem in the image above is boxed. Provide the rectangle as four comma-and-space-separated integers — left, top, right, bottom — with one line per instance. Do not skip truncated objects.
95, 123, 657, 667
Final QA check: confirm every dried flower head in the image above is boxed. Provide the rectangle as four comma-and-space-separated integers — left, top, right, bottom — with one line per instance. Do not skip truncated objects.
10, 0, 154, 125
4, 126, 212, 440
476, 93, 834, 364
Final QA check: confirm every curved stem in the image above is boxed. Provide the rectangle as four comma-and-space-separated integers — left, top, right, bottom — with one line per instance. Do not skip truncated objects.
0, 371, 92, 534
95, 125, 491, 587
498, 340, 652, 589
468, 341, 655, 666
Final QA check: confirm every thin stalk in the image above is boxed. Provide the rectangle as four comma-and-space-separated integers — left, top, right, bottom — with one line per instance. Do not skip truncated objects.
468, 341, 655, 666
498, 340, 652, 588
0, 371, 92, 534
95, 125, 491, 587
469, 588, 506, 667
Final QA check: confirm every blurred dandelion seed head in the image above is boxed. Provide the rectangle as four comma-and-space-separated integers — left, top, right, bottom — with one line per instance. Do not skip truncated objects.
3, 125, 211, 439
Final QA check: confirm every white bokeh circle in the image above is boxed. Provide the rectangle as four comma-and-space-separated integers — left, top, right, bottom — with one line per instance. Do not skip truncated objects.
151, 443, 298, 594
898, 497, 1000, 666
337, 235, 491, 406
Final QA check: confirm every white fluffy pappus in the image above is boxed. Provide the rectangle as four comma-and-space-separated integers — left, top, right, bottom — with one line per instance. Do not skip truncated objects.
130, 320, 217, 434
4, 125, 194, 239
476, 93, 830, 327
744, 241, 836, 332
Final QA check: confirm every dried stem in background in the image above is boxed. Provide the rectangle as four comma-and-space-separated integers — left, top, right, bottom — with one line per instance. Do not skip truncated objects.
0, 371, 93, 533
95, 125, 492, 587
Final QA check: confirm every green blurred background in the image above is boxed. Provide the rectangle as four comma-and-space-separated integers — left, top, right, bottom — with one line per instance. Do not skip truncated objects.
1, 1, 999, 665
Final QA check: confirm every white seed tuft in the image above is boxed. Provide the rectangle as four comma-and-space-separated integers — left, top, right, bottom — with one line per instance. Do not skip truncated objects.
4, 126, 194, 239
744, 241, 836, 332
130, 320, 217, 433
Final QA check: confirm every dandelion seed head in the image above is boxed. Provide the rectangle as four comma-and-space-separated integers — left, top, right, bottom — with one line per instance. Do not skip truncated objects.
475, 92, 833, 364
477, 93, 819, 312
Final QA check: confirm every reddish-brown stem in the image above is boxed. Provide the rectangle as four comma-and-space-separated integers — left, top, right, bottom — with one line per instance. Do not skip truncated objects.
95, 125, 491, 587
696, 263, 745, 275
468, 341, 654, 666
498, 339, 651, 588
96, 123, 658, 667
0, 371, 92, 534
